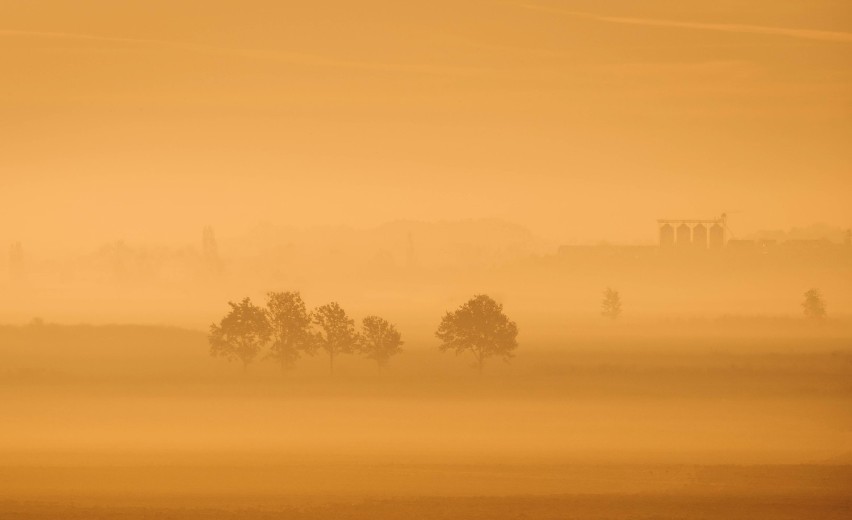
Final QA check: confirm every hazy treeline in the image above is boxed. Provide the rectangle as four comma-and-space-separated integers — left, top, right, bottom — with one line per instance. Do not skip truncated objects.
208, 287, 827, 375
209, 292, 398, 373
209, 292, 519, 374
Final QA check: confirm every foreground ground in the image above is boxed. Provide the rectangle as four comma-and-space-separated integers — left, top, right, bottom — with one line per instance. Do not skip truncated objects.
2, 464, 851, 519
3, 493, 851, 519
1, 322, 850, 518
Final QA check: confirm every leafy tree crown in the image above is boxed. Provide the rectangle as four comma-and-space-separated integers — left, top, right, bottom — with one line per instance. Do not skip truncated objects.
436, 294, 518, 368
602, 287, 622, 319
313, 302, 359, 356
802, 288, 827, 320
209, 297, 271, 366
360, 315, 404, 366
266, 291, 316, 368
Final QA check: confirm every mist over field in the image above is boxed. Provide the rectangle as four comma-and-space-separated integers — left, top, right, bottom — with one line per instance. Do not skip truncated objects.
2, 301, 851, 517
3, 0, 852, 517
3, 219, 851, 329
3, 235, 851, 519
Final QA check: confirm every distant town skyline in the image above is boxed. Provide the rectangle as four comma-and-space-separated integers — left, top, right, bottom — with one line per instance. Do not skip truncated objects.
2, 0, 850, 250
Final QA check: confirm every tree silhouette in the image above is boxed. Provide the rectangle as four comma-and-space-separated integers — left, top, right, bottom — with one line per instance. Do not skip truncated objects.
359, 315, 404, 369
313, 302, 359, 374
601, 287, 622, 320
266, 291, 315, 371
436, 294, 518, 373
802, 288, 827, 321
209, 297, 271, 372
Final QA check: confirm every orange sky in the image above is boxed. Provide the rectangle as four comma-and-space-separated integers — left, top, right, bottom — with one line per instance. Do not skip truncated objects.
2, 0, 850, 249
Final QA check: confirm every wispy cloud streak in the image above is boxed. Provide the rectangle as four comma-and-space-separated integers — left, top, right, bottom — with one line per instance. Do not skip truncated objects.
511, 2, 852, 43
0, 29, 483, 77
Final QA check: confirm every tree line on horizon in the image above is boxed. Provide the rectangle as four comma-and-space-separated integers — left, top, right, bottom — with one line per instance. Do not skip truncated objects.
208, 287, 827, 374
208, 292, 519, 374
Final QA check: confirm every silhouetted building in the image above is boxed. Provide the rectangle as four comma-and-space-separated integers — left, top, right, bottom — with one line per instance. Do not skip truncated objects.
692, 224, 707, 249
709, 223, 725, 250
676, 224, 691, 247
782, 238, 833, 249
727, 239, 756, 250
658, 215, 727, 250
659, 224, 674, 247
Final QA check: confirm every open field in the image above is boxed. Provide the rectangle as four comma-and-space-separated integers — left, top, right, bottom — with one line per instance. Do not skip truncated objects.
1, 465, 851, 519
1, 323, 850, 518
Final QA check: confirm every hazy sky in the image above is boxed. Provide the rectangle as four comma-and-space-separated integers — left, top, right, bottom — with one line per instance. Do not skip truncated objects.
2, 0, 850, 248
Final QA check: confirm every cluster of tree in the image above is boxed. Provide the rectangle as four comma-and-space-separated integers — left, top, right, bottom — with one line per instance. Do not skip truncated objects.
209, 293, 519, 374
210, 287, 826, 375
209, 292, 403, 373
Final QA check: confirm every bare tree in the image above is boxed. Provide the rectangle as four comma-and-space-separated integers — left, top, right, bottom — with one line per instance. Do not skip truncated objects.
209, 297, 271, 372
802, 288, 827, 321
359, 316, 403, 370
601, 287, 622, 320
436, 294, 518, 374
313, 302, 359, 374
266, 291, 315, 371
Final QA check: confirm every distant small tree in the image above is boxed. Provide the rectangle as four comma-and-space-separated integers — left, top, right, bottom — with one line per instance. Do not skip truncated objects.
601, 287, 622, 320
802, 288, 827, 321
313, 302, 359, 374
436, 294, 518, 373
209, 297, 271, 372
266, 291, 316, 371
359, 316, 404, 369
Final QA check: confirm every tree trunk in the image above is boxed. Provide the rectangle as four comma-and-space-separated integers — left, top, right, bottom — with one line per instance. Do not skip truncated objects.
329, 350, 334, 375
